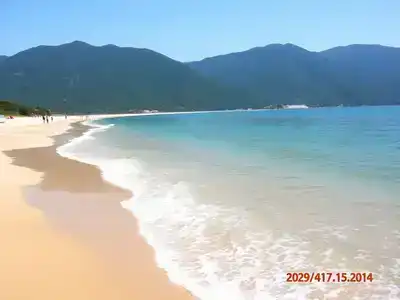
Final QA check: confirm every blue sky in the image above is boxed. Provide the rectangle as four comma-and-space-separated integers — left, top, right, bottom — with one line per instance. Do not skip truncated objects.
2, 0, 399, 61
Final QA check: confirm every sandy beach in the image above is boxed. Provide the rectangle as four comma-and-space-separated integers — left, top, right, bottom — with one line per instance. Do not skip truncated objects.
0, 116, 193, 300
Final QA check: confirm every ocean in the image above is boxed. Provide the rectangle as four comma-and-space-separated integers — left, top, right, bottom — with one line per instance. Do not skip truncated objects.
58, 106, 400, 299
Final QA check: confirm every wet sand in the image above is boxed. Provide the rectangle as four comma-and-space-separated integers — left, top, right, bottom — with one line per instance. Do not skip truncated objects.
1, 121, 193, 300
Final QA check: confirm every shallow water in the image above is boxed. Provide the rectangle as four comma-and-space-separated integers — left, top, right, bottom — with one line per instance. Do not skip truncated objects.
58, 107, 400, 299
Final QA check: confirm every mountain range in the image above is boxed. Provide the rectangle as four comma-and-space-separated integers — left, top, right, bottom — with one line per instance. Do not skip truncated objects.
188, 43, 400, 107
0, 41, 399, 113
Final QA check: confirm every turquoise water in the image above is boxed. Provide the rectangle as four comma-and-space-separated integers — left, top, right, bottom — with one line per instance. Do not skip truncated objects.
58, 107, 400, 299
101, 107, 400, 193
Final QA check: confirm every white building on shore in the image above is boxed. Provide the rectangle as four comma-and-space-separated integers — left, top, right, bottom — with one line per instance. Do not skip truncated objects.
284, 104, 309, 109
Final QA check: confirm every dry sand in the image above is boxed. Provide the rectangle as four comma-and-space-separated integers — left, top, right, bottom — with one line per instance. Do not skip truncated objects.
0, 116, 193, 300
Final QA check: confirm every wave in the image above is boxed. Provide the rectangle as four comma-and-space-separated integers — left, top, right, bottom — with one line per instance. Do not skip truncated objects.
57, 121, 115, 161
56, 121, 291, 299
56, 120, 400, 300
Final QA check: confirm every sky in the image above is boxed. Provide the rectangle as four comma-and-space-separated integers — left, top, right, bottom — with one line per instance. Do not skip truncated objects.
2, 0, 400, 61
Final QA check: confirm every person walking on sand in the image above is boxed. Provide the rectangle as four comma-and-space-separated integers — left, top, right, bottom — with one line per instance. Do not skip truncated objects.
46, 115, 49, 123
42, 115, 46, 123
51, 116, 53, 122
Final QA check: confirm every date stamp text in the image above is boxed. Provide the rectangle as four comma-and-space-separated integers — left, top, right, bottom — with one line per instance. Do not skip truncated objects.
286, 272, 374, 283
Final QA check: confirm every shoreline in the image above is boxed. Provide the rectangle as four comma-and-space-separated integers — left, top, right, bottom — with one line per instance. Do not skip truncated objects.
0, 116, 193, 300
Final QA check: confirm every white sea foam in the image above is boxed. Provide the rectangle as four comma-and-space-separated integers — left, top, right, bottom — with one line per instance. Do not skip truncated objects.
57, 122, 115, 160
56, 121, 400, 300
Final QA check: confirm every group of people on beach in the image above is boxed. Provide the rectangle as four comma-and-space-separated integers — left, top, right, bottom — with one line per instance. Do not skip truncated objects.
42, 115, 53, 123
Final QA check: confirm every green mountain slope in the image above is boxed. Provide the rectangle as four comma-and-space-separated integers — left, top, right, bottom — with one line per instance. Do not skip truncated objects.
0, 100, 49, 116
0, 41, 252, 113
2, 42, 400, 112
320, 45, 400, 105
188, 43, 400, 106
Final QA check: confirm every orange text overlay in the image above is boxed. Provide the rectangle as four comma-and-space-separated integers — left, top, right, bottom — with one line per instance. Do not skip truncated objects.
286, 272, 373, 283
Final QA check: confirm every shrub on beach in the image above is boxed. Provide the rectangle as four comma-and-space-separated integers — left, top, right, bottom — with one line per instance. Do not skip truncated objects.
0, 100, 50, 116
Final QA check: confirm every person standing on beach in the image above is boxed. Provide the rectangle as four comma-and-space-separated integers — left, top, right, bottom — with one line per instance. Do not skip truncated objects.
46, 115, 49, 123
42, 115, 46, 123
51, 116, 53, 122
